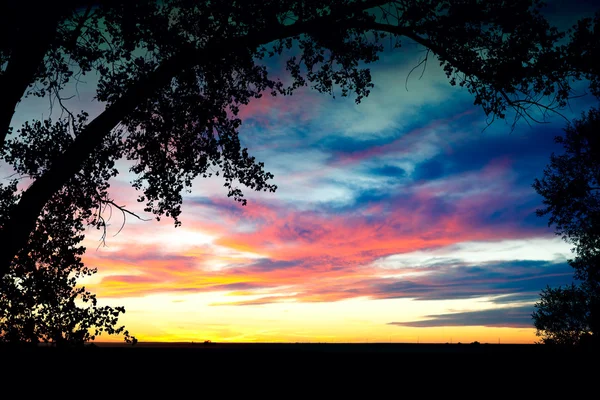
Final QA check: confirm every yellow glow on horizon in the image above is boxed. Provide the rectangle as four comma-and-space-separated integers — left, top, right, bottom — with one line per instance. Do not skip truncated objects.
95, 293, 538, 344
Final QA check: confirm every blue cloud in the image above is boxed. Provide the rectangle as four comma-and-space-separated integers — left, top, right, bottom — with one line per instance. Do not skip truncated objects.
316, 135, 392, 155
371, 260, 575, 302
413, 124, 563, 184
248, 258, 299, 271
368, 164, 407, 179
412, 158, 446, 181
388, 305, 534, 328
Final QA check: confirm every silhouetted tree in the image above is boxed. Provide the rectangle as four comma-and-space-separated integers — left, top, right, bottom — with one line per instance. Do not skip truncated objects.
532, 284, 592, 345
0, 1, 591, 341
0, 140, 136, 344
0, 0, 583, 275
533, 108, 600, 283
560, 12, 600, 100
532, 108, 600, 345
530, 10, 599, 345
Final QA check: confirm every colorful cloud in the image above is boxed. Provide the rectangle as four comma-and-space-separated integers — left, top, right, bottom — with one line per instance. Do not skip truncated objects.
7, 2, 599, 343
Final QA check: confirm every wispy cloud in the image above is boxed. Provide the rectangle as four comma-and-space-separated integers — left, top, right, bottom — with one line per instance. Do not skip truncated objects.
389, 305, 535, 328
17, 30, 590, 341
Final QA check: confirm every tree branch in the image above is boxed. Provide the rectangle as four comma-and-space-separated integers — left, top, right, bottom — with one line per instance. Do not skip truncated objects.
0, 0, 394, 276
0, 7, 64, 149
353, 20, 569, 125
94, 197, 150, 249
0, 1, 119, 149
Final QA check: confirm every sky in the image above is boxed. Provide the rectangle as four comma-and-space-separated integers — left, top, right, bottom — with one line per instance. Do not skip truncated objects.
5, 1, 600, 344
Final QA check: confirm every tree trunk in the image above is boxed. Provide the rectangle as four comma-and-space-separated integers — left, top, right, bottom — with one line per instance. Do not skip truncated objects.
0, 5, 66, 149
0, 52, 186, 275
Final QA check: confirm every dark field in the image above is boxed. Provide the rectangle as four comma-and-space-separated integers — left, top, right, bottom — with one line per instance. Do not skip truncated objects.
2, 342, 596, 392
86, 341, 590, 354
4, 341, 596, 355
4, 341, 594, 360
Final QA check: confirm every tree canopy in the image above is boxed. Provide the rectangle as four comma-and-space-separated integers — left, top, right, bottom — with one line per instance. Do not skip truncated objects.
531, 19, 599, 342
532, 284, 592, 345
0, 0, 596, 344
0, 120, 136, 344
533, 108, 600, 284
532, 108, 600, 346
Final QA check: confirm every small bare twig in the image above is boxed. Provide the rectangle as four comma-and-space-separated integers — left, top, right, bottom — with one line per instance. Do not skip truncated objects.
93, 196, 151, 249
2, 171, 31, 181
405, 48, 430, 91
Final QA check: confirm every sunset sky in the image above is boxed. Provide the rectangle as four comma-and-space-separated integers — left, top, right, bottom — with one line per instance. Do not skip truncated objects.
6, 0, 599, 343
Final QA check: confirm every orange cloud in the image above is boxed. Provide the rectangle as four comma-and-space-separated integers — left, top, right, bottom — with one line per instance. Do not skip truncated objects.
81, 150, 557, 313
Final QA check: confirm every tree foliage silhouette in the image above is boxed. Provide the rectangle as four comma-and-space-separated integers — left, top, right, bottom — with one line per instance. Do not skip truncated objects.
531, 10, 599, 344
0, 0, 592, 343
532, 108, 600, 346
533, 109, 600, 284
0, 120, 136, 344
532, 284, 593, 345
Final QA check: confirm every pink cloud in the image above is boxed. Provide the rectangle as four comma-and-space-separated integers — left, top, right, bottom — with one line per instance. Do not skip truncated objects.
84, 155, 549, 302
